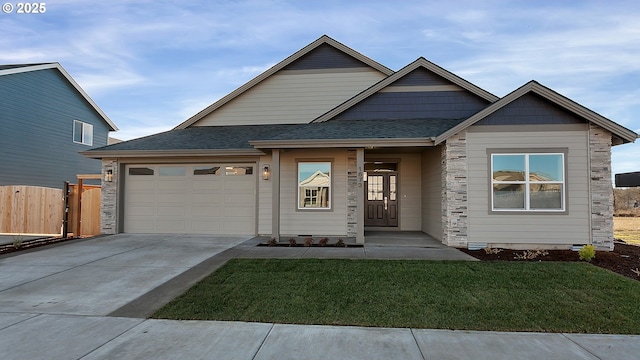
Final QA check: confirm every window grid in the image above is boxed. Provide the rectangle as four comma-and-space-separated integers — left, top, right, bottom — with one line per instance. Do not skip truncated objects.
491, 153, 564, 212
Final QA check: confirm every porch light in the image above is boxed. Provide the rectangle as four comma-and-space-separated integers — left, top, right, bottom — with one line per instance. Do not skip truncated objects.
104, 169, 114, 182
262, 165, 270, 180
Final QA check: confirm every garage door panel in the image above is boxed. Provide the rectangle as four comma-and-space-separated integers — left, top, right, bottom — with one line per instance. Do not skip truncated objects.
158, 180, 187, 190
125, 164, 255, 235
192, 180, 223, 190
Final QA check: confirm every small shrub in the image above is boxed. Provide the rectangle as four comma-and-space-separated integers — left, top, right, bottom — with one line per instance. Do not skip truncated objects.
514, 249, 549, 260
579, 245, 596, 262
289, 238, 297, 247
267, 238, 277, 246
304, 237, 314, 247
319, 237, 329, 246
12, 235, 23, 249
335, 239, 345, 247
484, 247, 503, 255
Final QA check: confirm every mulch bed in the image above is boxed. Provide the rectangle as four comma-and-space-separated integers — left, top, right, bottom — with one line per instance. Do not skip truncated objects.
0, 236, 79, 255
461, 241, 640, 282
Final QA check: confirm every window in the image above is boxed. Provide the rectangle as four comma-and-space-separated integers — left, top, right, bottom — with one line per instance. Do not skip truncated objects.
159, 166, 185, 176
73, 120, 93, 146
491, 153, 565, 212
128, 167, 154, 176
298, 162, 331, 209
225, 166, 253, 176
193, 166, 220, 175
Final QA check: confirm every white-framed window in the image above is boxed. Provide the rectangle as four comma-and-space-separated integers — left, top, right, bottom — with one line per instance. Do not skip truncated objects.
298, 162, 331, 209
491, 152, 565, 212
73, 120, 93, 146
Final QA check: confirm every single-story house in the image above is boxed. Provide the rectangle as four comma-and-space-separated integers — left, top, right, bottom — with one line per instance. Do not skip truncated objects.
84, 35, 638, 250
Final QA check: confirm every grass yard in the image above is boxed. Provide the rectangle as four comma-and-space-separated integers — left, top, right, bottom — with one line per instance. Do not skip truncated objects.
614, 216, 640, 246
153, 259, 640, 334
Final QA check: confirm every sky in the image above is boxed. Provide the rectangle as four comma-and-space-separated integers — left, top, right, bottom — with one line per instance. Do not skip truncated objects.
1, 0, 639, 177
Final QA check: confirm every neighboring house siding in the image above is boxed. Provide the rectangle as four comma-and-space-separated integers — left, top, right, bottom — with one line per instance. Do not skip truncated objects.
466, 125, 590, 247
194, 70, 386, 126
279, 149, 348, 236
332, 91, 488, 121
421, 146, 443, 240
476, 93, 585, 125
0, 69, 109, 188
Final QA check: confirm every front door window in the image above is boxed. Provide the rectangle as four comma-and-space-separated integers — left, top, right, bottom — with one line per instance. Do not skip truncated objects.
365, 172, 398, 227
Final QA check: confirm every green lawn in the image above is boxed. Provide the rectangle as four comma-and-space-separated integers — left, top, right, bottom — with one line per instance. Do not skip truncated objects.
153, 259, 640, 334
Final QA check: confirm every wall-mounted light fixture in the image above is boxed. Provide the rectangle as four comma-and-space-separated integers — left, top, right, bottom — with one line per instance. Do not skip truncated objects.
262, 165, 270, 180
104, 169, 114, 182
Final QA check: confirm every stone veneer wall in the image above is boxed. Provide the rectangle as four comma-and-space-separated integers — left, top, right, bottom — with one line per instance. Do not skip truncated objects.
101, 159, 118, 234
589, 124, 614, 250
441, 132, 468, 247
346, 149, 357, 237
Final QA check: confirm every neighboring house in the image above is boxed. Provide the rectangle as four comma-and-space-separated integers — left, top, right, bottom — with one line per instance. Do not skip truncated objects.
84, 35, 638, 250
0, 63, 117, 188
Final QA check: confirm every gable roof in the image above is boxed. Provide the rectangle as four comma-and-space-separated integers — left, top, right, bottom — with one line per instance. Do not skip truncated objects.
0, 63, 118, 131
435, 80, 638, 145
174, 35, 394, 130
311, 57, 499, 123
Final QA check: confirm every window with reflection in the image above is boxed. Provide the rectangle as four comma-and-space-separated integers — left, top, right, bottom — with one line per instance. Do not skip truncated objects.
491, 153, 564, 211
298, 162, 331, 209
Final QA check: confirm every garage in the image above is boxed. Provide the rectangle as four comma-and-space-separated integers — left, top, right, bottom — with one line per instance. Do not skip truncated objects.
124, 164, 256, 234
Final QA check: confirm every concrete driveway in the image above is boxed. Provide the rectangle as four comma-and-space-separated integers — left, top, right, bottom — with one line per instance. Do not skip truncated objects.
0, 233, 252, 316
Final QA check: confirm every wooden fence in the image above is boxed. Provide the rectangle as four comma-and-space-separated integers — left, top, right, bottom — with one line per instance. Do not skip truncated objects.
0, 185, 63, 235
0, 183, 101, 236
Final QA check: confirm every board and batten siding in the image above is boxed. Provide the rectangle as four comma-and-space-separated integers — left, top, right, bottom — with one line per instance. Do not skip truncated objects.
0, 69, 109, 188
466, 125, 590, 247
279, 149, 348, 236
421, 146, 443, 240
365, 153, 422, 231
194, 69, 386, 126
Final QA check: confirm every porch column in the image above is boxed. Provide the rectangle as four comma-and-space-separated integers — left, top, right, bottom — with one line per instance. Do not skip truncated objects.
356, 148, 365, 243
271, 149, 280, 240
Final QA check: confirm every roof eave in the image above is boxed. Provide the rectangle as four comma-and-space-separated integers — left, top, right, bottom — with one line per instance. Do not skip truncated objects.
249, 138, 435, 149
434, 81, 639, 145
174, 35, 393, 130
312, 57, 499, 123
0, 63, 118, 131
81, 148, 265, 159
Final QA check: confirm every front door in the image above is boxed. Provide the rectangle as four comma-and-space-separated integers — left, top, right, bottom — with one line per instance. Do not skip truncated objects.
365, 172, 398, 227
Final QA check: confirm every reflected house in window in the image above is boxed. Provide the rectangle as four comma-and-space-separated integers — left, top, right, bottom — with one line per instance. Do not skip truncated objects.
298, 167, 330, 209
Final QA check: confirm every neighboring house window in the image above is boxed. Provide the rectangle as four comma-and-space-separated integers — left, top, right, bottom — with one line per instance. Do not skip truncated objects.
73, 120, 93, 146
298, 162, 331, 209
491, 152, 565, 212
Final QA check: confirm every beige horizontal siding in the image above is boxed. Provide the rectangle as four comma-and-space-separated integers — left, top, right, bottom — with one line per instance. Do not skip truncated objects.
280, 149, 348, 236
467, 127, 590, 246
195, 70, 386, 126
421, 147, 443, 240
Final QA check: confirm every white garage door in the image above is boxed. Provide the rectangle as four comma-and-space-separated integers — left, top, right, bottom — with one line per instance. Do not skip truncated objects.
124, 164, 256, 234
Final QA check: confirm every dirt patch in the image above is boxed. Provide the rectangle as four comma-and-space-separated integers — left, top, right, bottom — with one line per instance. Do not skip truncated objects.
461, 241, 640, 282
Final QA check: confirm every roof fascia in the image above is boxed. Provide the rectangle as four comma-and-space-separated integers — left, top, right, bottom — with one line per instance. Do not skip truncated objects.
81, 148, 265, 159
312, 57, 499, 123
435, 81, 638, 145
249, 137, 435, 149
174, 35, 394, 129
1, 63, 118, 131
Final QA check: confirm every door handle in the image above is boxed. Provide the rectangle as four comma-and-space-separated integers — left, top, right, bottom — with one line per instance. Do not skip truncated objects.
384, 196, 388, 210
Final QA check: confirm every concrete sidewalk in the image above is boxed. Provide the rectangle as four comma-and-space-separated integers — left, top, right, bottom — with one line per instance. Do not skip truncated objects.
1, 234, 639, 359
1, 314, 638, 360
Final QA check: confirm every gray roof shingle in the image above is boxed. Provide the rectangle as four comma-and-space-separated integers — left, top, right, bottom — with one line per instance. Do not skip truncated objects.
88, 118, 464, 152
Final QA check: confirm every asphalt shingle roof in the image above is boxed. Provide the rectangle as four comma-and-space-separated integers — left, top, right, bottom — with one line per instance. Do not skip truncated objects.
89, 118, 465, 152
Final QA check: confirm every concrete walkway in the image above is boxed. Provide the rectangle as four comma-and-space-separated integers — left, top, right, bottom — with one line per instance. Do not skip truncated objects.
1, 234, 639, 359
